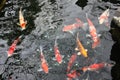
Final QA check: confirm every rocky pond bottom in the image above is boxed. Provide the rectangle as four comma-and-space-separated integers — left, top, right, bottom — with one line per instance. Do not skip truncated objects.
0, 0, 120, 80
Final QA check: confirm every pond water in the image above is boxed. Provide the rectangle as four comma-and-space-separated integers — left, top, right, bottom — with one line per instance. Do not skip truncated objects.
0, 0, 120, 80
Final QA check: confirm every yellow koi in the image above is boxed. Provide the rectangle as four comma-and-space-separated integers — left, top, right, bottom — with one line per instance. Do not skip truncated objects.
75, 33, 88, 57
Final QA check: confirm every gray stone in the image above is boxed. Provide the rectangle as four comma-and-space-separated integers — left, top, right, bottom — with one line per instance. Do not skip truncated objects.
112, 7, 120, 28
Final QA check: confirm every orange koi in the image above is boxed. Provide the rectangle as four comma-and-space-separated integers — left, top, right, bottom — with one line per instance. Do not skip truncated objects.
82, 62, 107, 72
17, 7, 27, 30
54, 38, 62, 64
67, 53, 77, 72
87, 62, 107, 71
98, 9, 109, 25
62, 18, 83, 32
7, 36, 21, 57
76, 33, 88, 57
86, 14, 100, 48
40, 46, 49, 73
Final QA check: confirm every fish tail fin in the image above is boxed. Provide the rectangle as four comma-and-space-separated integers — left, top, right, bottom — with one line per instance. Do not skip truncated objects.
17, 35, 22, 42
8, 53, 12, 57
68, 31, 75, 37
39, 45, 43, 54
18, 35, 23, 39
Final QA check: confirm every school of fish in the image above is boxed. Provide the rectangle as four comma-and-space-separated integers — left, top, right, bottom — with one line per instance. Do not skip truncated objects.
6, 7, 113, 80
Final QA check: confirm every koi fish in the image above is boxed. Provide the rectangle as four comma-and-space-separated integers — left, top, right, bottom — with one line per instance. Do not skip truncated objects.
40, 46, 49, 73
54, 37, 62, 64
17, 7, 27, 30
67, 70, 80, 79
86, 14, 100, 48
75, 33, 88, 57
67, 69, 82, 79
82, 62, 107, 72
98, 9, 109, 25
7, 36, 21, 57
82, 62, 114, 73
87, 62, 107, 71
67, 53, 77, 72
62, 18, 83, 32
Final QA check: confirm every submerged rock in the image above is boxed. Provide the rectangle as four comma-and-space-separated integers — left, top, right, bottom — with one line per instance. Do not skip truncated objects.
109, 7, 120, 80
110, 8, 120, 41
111, 7, 120, 28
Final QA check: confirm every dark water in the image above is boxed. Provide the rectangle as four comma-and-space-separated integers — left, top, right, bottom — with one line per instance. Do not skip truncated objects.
0, 0, 120, 80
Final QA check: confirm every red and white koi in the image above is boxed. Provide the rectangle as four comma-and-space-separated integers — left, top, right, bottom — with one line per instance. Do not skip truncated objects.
17, 7, 27, 30
54, 37, 62, 64
7, 36, 21, 57
98, 9, 109, 26
40, 46, 49, 73
67, 53, 77, 72
87, 62, 107, 71
62, 18, 83, 32
86, 14, 100, 48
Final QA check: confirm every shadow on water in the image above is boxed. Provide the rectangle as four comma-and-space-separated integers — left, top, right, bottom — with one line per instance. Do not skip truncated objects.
109, 10, 120, 80
76, 0, 88, 9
